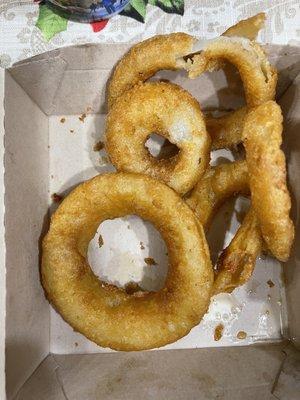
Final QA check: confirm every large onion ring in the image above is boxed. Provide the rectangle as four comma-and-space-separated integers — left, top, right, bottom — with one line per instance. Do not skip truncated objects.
42, 172, 213, 351
243, 101, 294, 261
105, 82, 211, 195
186, 161, 262, 294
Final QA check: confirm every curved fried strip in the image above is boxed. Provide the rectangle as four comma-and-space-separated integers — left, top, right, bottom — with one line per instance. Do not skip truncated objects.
186, 161, 262, 295
243, 101, 294, 261
107, 33, 195, 108
186, 160, 249, 227
184, 38, 277, 108
206, 107, 248, 150
222, 13, 266, 40
213, 209, 262, 295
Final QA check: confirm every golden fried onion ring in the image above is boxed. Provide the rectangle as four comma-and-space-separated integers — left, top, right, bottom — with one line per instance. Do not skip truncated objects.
105, 82, 211, 195
183, 38, 277, 108
42, 172, 213, 351
243, 101, 294, 261
108, 33, 195, 108
186, 161, 262, 295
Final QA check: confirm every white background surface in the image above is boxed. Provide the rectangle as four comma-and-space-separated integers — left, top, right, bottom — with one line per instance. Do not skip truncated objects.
0, 0, 300, 68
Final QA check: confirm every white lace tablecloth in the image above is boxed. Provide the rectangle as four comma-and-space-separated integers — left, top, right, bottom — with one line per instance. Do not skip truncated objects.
1, 0, 300, 68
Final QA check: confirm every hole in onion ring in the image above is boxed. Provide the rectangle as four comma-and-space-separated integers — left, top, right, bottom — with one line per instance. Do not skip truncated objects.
87, 215, 168, 293
145, 133, 179, 160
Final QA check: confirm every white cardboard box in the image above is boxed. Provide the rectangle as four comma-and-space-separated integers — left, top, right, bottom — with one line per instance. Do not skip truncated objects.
0, 42, 300, 399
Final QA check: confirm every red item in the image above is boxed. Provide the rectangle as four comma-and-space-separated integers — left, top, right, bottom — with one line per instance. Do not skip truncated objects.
90, 19, 109, 32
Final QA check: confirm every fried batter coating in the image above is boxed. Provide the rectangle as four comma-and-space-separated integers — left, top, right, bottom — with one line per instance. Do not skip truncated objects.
206, 107, 248, 150
42, 173, 213, 351
184, 37, 277, 108
106, 82, 211, 195
243, 101, 294, 261
108, 33, 195, 108
186, 161, 262, 294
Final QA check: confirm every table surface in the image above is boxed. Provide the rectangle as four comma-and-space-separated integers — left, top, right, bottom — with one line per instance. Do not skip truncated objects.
1, 0, 300, 68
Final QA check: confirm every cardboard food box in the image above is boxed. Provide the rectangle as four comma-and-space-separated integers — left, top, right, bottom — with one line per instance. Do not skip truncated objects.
0, 41, 299, 399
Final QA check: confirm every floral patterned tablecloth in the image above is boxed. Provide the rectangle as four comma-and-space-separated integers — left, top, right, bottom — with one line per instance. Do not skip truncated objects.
1, 0, 300, 68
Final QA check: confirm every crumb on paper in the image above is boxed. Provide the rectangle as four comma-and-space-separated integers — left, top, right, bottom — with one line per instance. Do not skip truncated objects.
237, 331, 247, 340
267, 294, 271, 301
47, 145, 50, 149
51, 193, 63, 203
86, 106, 92, 113
125, 282, 143, 295
74, 342, 78, 347
144, 257, 157, 266
127, 225, 130, 230
50, 174, 54, 179
60, 117, 66, 123
70, 129, 74, 134
266, 310, 270, 315
267, 279, 275, 288
93, 141, 104, 152
140, 241, 145, 250
79, 113, 87, 122
214, 323, 224, 341
98, 235, 104, 248
99, 156, 109, 166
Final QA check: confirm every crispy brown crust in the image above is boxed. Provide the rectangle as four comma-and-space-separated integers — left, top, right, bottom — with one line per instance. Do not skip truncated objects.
213, 209, 262, 295
222, 13, 266, 40
186, 160, 249, 227
206, 107, 248, 150
42, 173, 213, 351
186, 161, 261, 294
106, 82, 211, 194
107, 33, 195, 108
243, 101, 294, 261
185, 38, 277, 108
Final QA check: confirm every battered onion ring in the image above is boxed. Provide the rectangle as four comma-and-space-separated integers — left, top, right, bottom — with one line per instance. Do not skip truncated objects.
183, 37, 277, 108
107, 33, 195, 108
105, 82, 211, 195
242, 101, 294, 261
42, 173, 213, 351
186, 161, 262, 295
205, 107, 247, 150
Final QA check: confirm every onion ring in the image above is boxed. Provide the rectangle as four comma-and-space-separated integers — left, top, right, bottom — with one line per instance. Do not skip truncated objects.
183, 37, 277, 108
242, 101, 294, 261
107, 33, 195, 108
105, 82, 211, 195
186, 160, 262, 294
42, 172, 213, 351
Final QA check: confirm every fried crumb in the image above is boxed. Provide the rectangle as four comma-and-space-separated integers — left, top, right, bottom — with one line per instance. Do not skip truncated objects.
98, 235, 104, 248
214, 323, 224, 341
140, 241, 145, 250
47, 145, 50, 149
50, 174, 54, 179
86, 106, 92, 113
125, 282, 143, 295
51, 193, 63, 203
267, 279, 275, 288
266, 310, 270, 315
99, 156, 109, 166
127, 225, 130, 229
60, 117, 66, 123
74, 342, 78, 347
93, 141, 104, 152
79, 113, 87, 122
237, 331, 247, 340
70, 129, 74, 134
267, 294, 271, 301
144, 257, 157, 266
